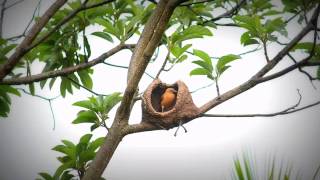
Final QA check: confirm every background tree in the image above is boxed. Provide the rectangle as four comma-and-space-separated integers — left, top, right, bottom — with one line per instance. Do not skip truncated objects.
0, 0, 320, 179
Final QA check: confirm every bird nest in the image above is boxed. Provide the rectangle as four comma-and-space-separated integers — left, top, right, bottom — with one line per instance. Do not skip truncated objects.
141, 79, 200, 129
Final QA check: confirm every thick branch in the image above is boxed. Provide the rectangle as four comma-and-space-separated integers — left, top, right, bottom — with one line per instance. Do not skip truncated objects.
0, 0, 67, 80
125, 4, 320, 135
0, 44, 135, 85
82, 0, 181, 179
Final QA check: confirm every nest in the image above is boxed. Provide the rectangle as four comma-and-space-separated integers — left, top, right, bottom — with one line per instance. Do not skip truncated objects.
141, 79, 200, 129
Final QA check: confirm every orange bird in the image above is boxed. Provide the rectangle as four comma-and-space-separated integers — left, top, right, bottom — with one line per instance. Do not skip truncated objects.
160, 88, 177, 112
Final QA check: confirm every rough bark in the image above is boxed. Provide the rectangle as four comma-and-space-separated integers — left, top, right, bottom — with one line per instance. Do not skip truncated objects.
82, 0, 182, 179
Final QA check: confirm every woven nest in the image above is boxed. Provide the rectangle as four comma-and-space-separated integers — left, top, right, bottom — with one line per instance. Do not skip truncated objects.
141, 79, 200, 129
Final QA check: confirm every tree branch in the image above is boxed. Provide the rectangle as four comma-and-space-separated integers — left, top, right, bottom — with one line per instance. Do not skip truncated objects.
0, 0, 67, 80
0, 0, 7, 37
0, 0, 117, 80
82, 1, 181, 179
0, 44, 135, 85
180, 0, 214, 7
103, 61, 155, 79
124, 4, 320, 135
202, 89, 303, 117
203, 0, 246, 24
155, 49, 170, 78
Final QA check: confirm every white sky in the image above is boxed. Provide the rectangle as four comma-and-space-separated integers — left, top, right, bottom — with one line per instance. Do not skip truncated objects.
1, 0, 320, 180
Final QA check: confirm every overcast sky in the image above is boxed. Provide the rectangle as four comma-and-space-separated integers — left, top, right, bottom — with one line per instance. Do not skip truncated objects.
1, 0, 320, 180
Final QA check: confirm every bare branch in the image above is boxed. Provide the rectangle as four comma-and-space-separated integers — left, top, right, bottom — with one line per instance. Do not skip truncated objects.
103, 62, 155, 79
190, 82, 214, 93
287, 53, 317, 82
263, 41, 270, 62
202, 100, 320, 118
66, 77, 107, 97
0, 0, 7, 37
180, 0, 214, 7
155, 49, 170, 78
0, 44, 135, 85
0, 0, 67, 80
203, 89, 303, 117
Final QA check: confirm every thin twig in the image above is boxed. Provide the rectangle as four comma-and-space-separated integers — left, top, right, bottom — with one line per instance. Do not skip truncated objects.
155, 50, 170, 79
17, 88, 59, 130
263, 41, 270, 62
201, 89, 320, 118
180, 0, 214, 7
190, 82, 214, 93
66, 77, 107, 96
0, 0, 7, 37
103, 61, 155, 79
287, 53, 317, 86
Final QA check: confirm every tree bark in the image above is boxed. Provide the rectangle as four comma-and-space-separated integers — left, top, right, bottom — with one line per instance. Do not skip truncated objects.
82, 0, 183, 179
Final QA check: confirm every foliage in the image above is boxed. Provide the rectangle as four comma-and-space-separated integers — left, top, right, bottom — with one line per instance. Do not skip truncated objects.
72, 92, 122, 131
190, 49, 241, 81
37, 134, 105, 180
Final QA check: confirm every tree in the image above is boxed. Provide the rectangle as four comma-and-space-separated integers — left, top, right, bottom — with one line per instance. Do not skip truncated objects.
0, 0, 319, 179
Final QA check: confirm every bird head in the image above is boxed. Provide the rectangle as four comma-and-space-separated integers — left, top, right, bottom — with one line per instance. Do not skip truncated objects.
165, 88, 177, 94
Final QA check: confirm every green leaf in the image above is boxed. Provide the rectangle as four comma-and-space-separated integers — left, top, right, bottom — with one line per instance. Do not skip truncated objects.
171, 44, 192, 58
240, 32, 259, 46
60, 78, 67, 98
72, 110, 98, 124
90, 123, 100, 131
61, 140, 75, 148
217, 54, 241, 74
0, 85, 21, 96
192, 60, 212, 72
52, 145, 67, 154
190, 68, 210, 76
73, 100, 93, 110
1, 44, 17, 55
79, 134, 93, 146
172, 25, 212, 44
38, 172, 54, 180
29, 83, 35, 96
60, 170, 74, 180
78, 70, 93, 89
53, 161, 74, 179
193, 49, 212, 71
91, 31, 113, 42
177, 54, 188, 63
79, 151, 95, 164
83, 36, 91, 58
88, 137, 105, 152
103, 92, 122, 113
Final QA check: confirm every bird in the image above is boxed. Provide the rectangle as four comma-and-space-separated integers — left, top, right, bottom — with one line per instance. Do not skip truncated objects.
160, 87, 187, 136
160, 87, 177, 112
